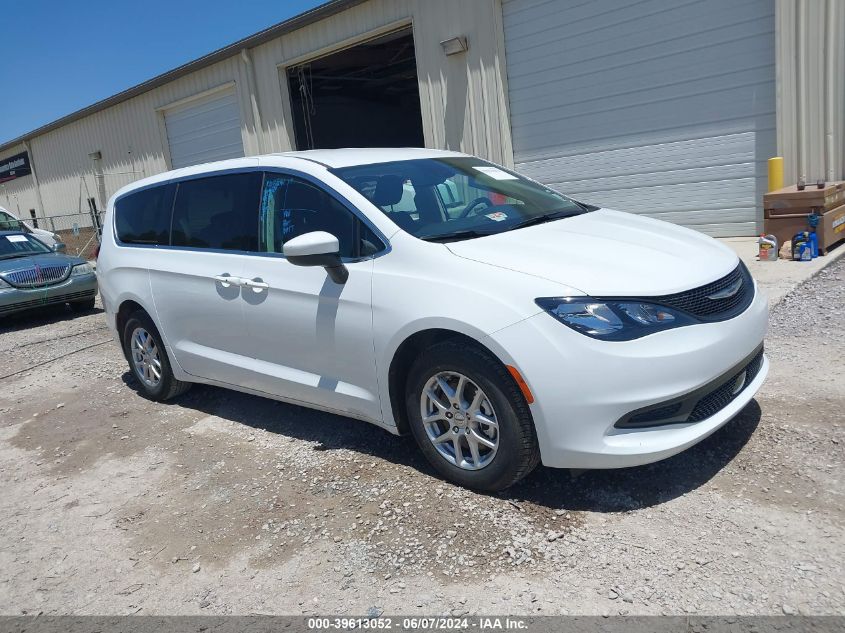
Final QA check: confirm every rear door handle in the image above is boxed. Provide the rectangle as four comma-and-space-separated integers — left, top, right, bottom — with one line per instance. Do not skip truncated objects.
213, 274, 243, 288
242, 278, 270, 292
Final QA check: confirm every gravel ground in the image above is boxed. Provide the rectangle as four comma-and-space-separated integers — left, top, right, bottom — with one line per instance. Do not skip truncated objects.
0, 260, 843, 616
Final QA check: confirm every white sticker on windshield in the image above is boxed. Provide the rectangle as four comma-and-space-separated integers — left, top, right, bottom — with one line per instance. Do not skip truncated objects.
5, 234, 27, 242
473, 166, 518, 180
485, 211, 508, 222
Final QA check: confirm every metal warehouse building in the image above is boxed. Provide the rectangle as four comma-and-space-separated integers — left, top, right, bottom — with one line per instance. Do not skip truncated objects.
1, 0, 843, 238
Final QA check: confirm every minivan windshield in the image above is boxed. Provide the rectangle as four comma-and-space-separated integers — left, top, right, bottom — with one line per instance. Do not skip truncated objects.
333, 157, 593, 242
0, 233, 51, 259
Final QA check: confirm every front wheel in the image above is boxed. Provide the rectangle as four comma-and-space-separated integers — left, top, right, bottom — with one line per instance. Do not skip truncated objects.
405, 341, 540, 491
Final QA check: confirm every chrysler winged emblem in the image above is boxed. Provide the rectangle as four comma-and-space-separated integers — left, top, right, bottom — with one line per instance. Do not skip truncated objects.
707, 276, 742, 301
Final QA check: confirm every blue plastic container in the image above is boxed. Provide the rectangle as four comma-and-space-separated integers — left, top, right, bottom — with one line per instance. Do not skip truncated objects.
799, 241, 813, 261
809, 231, 819, 258
792, 232, 807, 260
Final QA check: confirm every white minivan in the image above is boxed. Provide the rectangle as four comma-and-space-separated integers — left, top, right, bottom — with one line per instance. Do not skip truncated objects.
97, 149, 768, 491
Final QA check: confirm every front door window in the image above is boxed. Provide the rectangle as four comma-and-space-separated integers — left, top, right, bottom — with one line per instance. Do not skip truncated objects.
259, 174, 383, 258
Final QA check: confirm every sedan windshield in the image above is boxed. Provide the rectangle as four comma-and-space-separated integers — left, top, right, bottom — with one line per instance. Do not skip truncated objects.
0, 233, 51, 259
333, 157, 593, 242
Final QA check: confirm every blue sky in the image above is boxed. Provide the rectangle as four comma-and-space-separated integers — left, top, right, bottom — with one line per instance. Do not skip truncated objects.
0, 0, 324, 143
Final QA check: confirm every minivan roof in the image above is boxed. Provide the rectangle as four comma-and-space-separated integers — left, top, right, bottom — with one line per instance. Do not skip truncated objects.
273, 147, 466, 168
109, 148, 473, 203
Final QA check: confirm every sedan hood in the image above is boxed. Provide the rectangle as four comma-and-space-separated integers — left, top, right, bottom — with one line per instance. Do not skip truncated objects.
0, 252, 84, 273
446, 209, 739, 296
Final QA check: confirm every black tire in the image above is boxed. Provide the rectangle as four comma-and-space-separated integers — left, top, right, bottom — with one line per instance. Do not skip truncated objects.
405, 340, 540, 491
70, 298, 96, 313
122, 310, 191, 401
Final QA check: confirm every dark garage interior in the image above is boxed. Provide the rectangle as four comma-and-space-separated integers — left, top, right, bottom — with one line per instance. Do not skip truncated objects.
287, 27, 424, 150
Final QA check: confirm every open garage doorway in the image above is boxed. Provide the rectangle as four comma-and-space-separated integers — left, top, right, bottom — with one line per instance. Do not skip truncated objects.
287, 27, 424, 150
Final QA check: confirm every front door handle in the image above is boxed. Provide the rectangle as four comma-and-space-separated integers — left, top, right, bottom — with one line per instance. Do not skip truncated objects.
242, 278, 270, 292
213, 274, 243, 288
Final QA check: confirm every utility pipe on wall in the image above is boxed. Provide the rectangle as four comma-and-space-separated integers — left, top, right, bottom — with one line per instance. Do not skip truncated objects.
824, 0, 836, 181
240, 48, 265, 155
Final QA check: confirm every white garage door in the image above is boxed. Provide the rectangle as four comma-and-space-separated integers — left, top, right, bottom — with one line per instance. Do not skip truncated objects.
502, 0, 776, 236
164, 89, 244, 169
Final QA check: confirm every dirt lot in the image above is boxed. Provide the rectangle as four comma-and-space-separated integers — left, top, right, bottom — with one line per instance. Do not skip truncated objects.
0, 261, 843, 616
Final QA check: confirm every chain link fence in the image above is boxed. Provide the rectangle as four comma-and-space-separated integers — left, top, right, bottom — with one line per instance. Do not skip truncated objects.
28, 209, 104, 260
2, 169, 146, 261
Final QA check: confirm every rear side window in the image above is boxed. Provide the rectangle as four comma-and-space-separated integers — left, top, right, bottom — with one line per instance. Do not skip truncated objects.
171, 172, 262, 251
114, 184, 175, 245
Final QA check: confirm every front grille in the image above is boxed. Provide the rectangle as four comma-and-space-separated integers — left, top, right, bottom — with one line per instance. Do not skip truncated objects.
626, 402, 682, 426
687, 348, 765, 422
2, 264, 71, 288
0, 289, 96, 314
650, 263, 754, 321
615, 345, 764, 429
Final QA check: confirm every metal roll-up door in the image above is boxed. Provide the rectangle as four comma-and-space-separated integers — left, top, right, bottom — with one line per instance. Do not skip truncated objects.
502, 0, 776, 236
164, 89, 244, 169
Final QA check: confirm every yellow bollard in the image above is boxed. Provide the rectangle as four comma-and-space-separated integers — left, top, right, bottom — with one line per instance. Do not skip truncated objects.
768, 157, 784, 192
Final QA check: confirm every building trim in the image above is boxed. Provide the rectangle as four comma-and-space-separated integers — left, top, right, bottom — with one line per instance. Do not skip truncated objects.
275, 17, 412, 69
154, 81, 237, 113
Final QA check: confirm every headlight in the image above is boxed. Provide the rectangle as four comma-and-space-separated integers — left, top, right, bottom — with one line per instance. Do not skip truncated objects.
71, 263, 94, 276
535, 297, 698, 341
0, 277, 10, 289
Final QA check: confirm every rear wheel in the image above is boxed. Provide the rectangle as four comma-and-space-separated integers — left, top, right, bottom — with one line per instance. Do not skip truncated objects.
405, 340, 540, 491
122, 310, 191, 401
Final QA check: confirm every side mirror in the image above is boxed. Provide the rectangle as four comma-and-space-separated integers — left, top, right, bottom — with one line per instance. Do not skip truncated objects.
283, 231, 348, 284
52, 242, 67, 253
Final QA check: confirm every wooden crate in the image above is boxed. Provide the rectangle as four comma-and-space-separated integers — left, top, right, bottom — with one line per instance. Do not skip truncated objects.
764, 202, 845, 256
763, 181, 845, 216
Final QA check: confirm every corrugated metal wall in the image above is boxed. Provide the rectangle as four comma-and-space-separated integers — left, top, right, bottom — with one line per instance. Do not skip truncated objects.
2, 0, 841, 229
247, 0, 512, 162
776, 0, 845, 185
501, 0, 777, 237
0, 0, 512, 219
23, 56, 254, 216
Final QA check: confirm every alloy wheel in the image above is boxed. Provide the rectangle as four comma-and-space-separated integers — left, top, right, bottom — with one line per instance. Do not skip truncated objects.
130, 327, 162, 388
420, 371, 499, 470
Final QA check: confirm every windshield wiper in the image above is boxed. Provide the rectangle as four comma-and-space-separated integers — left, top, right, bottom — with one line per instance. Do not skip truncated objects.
505, 210, 582, 232
420, 229, 495, 243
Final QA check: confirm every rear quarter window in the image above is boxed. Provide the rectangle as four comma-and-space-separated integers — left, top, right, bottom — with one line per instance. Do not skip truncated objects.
115, 184, 176, 245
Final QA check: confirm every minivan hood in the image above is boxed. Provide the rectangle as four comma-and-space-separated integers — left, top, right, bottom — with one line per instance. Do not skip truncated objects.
446, 209, 739, 296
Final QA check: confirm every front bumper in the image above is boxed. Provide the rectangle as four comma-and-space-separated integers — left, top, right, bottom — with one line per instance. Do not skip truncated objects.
0, 274, 98, 316
490, 285, 769, 469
